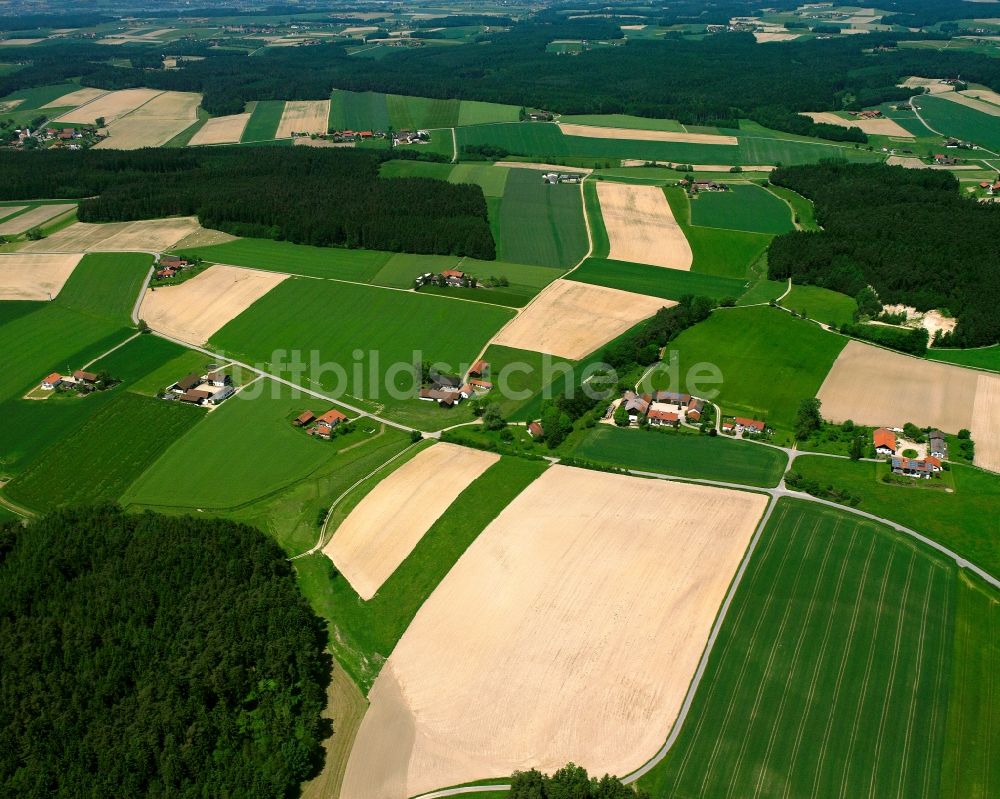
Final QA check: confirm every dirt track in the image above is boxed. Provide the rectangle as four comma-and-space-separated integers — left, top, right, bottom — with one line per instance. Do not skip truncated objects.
340, 466, 768, 799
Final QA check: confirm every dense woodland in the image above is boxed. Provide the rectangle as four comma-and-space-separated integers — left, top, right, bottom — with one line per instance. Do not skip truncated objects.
768, 163, 1000, 348
0, 506, 330, 798
0, 148, 495, 258
2, 18, 1000, 135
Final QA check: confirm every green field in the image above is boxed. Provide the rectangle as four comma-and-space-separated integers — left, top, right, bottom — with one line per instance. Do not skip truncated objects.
572, 425, 787, 487
329, 89, 391, 130
457, 99, 521, 126
457, 122, 883, 167
387, 93, 460, 129
480, 344, 576, 420
764, 183, 818, 230
1, 82, 78, 110
122, 380, 353, 510
639, 498, 992, 799
295, 455, 548, 691
6, 392, 202, 512
209, 277, 513, 412
689, 183, 794, 234
240, 99, 285, 142
54, 252, 151, 324
790, 456, 1000, 577
927, 345, 1000, 372
330, 89, 519, 130
88, 334, 194, 385
739, 277, 788, 306
175, 237, 390, 282
583, 179, 610, 258
569, 258, 747, 301
664, 188, 772, 279
447, 163, 510, 197
379, 159, 454, 181
498, 168, 588, 268
781, 284, 858, 327
918, 95, 1000, 152
650, 306, 846, 437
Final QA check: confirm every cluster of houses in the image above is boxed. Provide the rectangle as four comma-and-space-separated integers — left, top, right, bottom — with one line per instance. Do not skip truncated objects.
418, 360, 493, 408
613, 390, 706, 427
933, 153, 961, 166
721, 416, 766, 435
525, 111, 554, 121
873, 427, 946, 479
678, 178, 729, 194
293, 408, 349, 438
6, 125, 102, 150
323, 129, 379, 142
393, 129, 430, 145
542, 172, 582, 185
154, 254, 191, 281
414, 268, 474, 289
978, 179, 1000, 195
165, 371, 235, 407
848, 109, 885, 120
39, 369, 110, 394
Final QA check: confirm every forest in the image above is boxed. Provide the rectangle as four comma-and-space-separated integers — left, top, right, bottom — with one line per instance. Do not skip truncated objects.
0, 506, 330, 799
767, 163, 1000, 348
0, 148, 496, 258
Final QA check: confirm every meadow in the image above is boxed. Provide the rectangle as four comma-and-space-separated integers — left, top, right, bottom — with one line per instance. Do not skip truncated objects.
572, 425, 787, 487
240, 99, 286, 141
294, 456, 548, 692
790, 456, 1000, 577
5, 392, 202, 512
482, 344, 576, 420
583, 179, 610, 258
88, 334, 193, 385
498, 168, 588, 268
559, 114, 687, 132
1, 82, 79, 110
176, 237, 390, 282
122, 380, 352, 511
329, 89, 519, 130
569, 258, 747, 301
638, 498, 979, 799
765, 184, 818, 230
781, 284, 858, 327
209, 277, 514, 406
689, 183, 794, 235
53, 252, 151, 324
650, 306, 846, 437
927, 345, 1000, 373
917, 95, 1000, 152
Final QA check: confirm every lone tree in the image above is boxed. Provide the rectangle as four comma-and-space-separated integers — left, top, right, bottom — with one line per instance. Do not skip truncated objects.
795, 397, 823, 441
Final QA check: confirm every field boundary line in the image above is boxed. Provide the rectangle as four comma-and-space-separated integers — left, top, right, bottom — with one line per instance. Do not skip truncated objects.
81, 331, 141, 370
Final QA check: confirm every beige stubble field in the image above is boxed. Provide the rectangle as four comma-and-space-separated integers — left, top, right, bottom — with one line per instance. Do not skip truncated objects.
188, 113, 251, 146
803, 111, 914, 137
41, 87, 109, 109
55, 88, 163, 125
596, 181, 693, 269
816, 340, 1000, 471
324, 443, 500, 600
559, 122, 737, 145
0, 253, 83, 300
341, 466, 768, 799
138, 264, 288, 345
275, 100, 332, 138
492, 279, 670, 359
0, 204, 75, 235
21, 217, 202, 253
94, 91, 202, 149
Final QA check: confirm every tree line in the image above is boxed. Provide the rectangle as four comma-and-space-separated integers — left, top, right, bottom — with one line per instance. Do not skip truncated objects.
0, 147, 496, 258
510, 763, 648, 798
0, 506, 330, 798
768, 162, 1000, 348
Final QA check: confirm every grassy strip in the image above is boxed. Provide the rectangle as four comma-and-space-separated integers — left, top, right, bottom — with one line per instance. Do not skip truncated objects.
570, 257, 746, 302
583, 178, 609, 258
240, 99, 285, 142
926, 345, 1000, 373
295, 456, 548, 692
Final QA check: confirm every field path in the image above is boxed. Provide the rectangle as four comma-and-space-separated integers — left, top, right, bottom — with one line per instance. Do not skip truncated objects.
81, 331, 141, 370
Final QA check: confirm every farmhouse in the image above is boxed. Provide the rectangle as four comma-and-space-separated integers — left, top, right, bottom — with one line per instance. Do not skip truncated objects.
205, 385, 235, 406
469, 359, 489, 377
687, 397, 705, 421
929, 430, 948, 458
890, 455, 942, 479
294, 410, 315, 427
317, 409, 347, 428
622, 390, 651, 423
469, 378, 493, 392
206, 371, 231, 388
419, 387, 461, 407
72, 369, 98, 384
441, 269, 465, 287
180, 388, 211, 404
528, 420, 544, 438
933, 154, 959, 165
723, 416, 766, 435
648, 408, 680, 427
40, 372, 62, 390
873, 427, 897, 456
172, 373, 201, 393
654, 390, 691, 410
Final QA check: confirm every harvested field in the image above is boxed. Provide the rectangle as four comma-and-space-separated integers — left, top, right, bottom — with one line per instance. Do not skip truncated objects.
493, 279, 669, 359
753, 31, 800, 42
0, 253, 83, 300
597, 182, 693, 269
341, 466, 768, 799
275, 100, 331, 138
0, 38, 44, 46
559, 122, 737, 146
55, 88, 162, 125
94, 90, 202, 149
961, 88, 1000, 107
187, 112, 251, 145
0, 205, 26, 220
0, 203, 75, 235
900, 76, 955, 95
803, 111, 914, 137
495, 161, 592, 174
937, 90, 1000, 116
817, 340, 1000, 471
139, 264, 288, 345
293, 137, 354, 148
324, 443, 500, 600
41, 86, 107, 109
885, 155, 980, 170
22, 217, 202, 253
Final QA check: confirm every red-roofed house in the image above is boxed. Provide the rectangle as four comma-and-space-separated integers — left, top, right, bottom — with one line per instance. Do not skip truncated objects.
873, 428, 897, 456
528, 421, 544, 438
469, 378, 493, 391
735, 417, 765, 434
469, 359, 489, 377
294, 410, 315, 427
316, 409, 347, 428
441, 268, 465, 286
648, 408, 679, 427
41, 372, 62, 390
73, 370, 98, 383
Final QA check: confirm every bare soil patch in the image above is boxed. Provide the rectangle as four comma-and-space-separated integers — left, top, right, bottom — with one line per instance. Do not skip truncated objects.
803, 111, 913, 137
881, 303, 957, 338
275, 100, 331, 138
0, 203, 75, 235
188, 113, 251, 146
597, 181, 693, 269
0, 38, 44, 46
559, 123, 737, 146
493, 279, 669, 359
325, 443, 500, 600
341, 466, 768, 799
55, 88, 163, 125
0, 253, 83, 300
41, 87, 108, 109
753, 32, 800, 42
21, 217, 202, 253
139, 263, 288, 345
